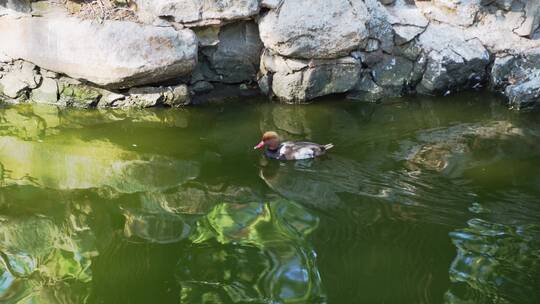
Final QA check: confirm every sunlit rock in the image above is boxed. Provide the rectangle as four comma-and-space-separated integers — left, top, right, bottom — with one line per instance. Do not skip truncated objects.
259, 0, 369, 59
0, 60, 41, 100
114, 84, 191, 108
30, 76, 59, 104
364, 0, 395, 53
0, 0, 31, 13
490, 50, 540, 111
0, 15, 198, 88
135, 0, 260, 26
417, 23, 490, 94
418, 0, 480, 26
260, 51, 362, 102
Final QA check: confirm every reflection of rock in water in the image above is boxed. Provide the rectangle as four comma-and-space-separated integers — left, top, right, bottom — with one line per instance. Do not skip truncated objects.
122, 208, 193, 244
0, 104, 61, 140
176, 201, 326, 303
121, 183, 261, 244
399, 121, 530, 174
260, 105, 312, 140
0, 212, 96, 303
0, 136, 199, 193
0, 104, 193, 139
447, 218, 540, 304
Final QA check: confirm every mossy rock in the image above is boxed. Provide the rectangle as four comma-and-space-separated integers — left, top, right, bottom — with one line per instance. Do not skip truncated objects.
59, 82, 102, 108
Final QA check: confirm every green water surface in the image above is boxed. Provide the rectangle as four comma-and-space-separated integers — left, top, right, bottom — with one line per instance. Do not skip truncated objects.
1, 92, 539, 304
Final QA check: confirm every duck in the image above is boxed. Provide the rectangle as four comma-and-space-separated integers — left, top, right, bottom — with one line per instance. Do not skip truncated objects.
254, 131, 334, 160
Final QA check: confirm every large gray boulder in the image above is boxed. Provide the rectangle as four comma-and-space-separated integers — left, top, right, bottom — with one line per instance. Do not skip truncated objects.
0, 60, 40, 99
0, 0, 30, 13
0, 15, 198, 89
505, 77, 540, 111
30, 77, 59, 104
259, 0, 370, 59
135, 0, 260, 26
491, 51, 540, 111
417, 23, 490, 94
417, 0, 480, 27
513, 0, 540, 38
260, 51, 362, 102
372, 55, 415, 89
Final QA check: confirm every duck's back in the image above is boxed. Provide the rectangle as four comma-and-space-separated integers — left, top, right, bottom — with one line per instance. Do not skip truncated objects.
279, 141, 328, 160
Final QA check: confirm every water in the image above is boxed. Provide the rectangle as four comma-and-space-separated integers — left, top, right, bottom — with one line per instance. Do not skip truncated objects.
1, 92, 539, 304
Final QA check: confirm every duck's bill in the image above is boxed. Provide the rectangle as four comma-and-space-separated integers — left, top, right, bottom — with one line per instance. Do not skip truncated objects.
254, 141, 265, 150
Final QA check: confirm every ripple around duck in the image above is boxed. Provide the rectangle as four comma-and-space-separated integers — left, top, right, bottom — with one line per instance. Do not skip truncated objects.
259, 155, 476, 226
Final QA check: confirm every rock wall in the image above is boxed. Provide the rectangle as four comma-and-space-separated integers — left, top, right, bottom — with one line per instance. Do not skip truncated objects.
0, 0, 539, 110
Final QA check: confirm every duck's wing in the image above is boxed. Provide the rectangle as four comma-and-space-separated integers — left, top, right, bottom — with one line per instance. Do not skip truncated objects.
280, 142, 326, 160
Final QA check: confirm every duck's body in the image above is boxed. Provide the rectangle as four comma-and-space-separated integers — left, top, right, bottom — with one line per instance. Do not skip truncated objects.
265, 141, 334, 160
255, 131, 333, 160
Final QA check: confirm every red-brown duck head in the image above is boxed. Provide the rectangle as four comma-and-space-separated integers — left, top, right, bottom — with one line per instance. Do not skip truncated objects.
254, 131, 280, 150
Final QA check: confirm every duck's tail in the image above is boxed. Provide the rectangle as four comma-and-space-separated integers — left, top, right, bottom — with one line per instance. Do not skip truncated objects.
323, 143, 334, 150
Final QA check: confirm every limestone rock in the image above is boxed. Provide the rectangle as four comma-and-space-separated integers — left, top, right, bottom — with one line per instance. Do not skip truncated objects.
0, 0, 31, 13
418, 0, 481, 26
135, 0, 260, 26
347, 73, 387, 102
0, 15, 198, 89
97, 90, 126, 108
467, 10, 540, 54
387, 1, 429, 28
58, 80, 102, 108
164, 84, 191, 107
259, 0, 369, 59
261, 52, 362, 102
119, 84, 191, 108
491, 51, 540, 111
193, 26, 221, 47
505, 77, 540, 111
125, 87, 167, 108
261, 0, 280, 9
197, 21, 263, 84
30, 77, 58, 104
417, 23, 490, 94
394, 25, 426, 45
514, 1, 540, 38
364, 0, 395, 53
372, 55, 415, 90
0, 61, 40, 99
